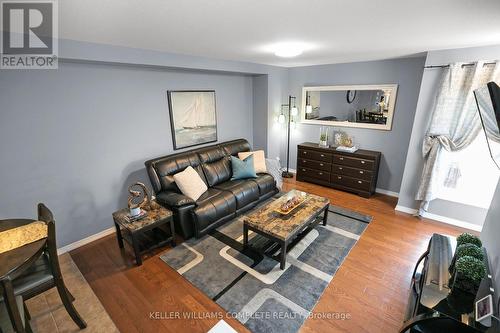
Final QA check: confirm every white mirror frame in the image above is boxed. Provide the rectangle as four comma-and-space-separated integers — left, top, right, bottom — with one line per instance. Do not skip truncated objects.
300, 84, 398, 131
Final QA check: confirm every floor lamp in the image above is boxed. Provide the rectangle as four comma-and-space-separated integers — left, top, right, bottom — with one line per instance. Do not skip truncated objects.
280, 95, 298, 178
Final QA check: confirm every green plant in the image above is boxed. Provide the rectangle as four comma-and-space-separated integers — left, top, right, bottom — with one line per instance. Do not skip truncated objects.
456, 233, 482, 248
449, 243, 484, 274
320, 133, 327, 141
455, 243, 484, 261
454, 256, 487, 286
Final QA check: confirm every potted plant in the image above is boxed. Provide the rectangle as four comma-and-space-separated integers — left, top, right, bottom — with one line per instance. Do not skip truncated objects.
319, 127, 329, 148
456, 233, 482, 248
449, 243, 484, 274
449, 255, 487, 296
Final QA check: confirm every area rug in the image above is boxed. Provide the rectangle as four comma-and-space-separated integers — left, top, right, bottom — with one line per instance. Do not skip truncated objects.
160, 201, 372, 333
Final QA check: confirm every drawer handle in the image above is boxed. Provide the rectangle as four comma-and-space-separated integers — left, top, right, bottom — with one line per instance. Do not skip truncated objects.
361, 161, 366, 164
358, 180, 363, 184
303, 151, 307, 154
338, 176, 342, 180
339, 167, 343, 170
320, 163, 324, 166
302, 169, 306, 172
359, 171, 364, 174
339, 157, 344, 160
319, 172, 323, 175
320, 154, 325, 157
303, 160, 307, 163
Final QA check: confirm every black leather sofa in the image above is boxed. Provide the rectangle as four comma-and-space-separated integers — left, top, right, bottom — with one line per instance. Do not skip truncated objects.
145, 139, 278, 239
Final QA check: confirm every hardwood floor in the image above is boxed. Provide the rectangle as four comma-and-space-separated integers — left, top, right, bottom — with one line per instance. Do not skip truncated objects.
70, 177, 473, 333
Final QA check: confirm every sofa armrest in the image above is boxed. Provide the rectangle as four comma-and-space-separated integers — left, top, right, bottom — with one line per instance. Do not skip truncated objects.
156, 191, 195, 208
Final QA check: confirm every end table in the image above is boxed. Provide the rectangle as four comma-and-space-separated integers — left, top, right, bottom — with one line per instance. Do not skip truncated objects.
112, 203, 175, 265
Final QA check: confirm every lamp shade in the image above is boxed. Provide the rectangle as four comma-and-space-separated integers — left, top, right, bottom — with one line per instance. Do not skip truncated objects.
278, 114, 286, 124
291, 106, 298, 116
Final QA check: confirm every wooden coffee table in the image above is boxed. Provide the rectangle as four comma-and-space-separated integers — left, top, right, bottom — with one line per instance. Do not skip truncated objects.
242, 190, 330, 269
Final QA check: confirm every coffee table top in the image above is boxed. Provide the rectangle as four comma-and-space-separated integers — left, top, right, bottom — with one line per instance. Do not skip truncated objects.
243, 190, 329, 241
112, 202, 172, 232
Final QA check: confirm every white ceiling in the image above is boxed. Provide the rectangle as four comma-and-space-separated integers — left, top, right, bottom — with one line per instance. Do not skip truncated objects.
59, 0, 500, 67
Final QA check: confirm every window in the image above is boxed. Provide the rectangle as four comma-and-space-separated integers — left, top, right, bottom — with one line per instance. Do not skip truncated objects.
437, 132, 500, 209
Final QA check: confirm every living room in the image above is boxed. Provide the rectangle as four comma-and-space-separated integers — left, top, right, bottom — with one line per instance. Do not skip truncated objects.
1, 1, 500, 332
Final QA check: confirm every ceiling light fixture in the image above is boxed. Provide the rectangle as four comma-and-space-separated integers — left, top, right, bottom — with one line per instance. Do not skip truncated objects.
272, 42, 306, 58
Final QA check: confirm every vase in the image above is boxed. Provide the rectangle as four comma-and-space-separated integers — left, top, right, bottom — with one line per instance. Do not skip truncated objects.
319, 126, 329, 148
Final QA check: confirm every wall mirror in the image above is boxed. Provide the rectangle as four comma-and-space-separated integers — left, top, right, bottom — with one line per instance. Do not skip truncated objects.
300, 84, 398, 130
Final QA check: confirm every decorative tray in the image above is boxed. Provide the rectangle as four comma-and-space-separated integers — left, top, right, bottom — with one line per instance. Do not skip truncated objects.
273, 196, 307, 215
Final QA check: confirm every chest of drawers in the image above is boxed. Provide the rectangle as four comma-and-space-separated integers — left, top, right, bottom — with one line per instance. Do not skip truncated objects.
296, 142, 381, 198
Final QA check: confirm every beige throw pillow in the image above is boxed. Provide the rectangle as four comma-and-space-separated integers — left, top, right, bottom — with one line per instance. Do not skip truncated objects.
238, 150, 267, 173
173, 166, 207, 201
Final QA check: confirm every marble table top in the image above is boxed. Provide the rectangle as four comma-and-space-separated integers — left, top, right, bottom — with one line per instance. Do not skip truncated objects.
112, 203, 172, 232
243, 190, 329, 241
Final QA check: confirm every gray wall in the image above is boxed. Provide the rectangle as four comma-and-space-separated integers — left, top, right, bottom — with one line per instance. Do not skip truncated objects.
0, 60, 254, 247
286, 57, 426, 193
481, 180, 500, 307
252, 74, 268, 151
397, 45, 500, 226
317, 91, 353, 121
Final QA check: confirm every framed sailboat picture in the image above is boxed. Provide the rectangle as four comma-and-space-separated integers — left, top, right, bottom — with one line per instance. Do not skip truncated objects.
167, 90, 218, 150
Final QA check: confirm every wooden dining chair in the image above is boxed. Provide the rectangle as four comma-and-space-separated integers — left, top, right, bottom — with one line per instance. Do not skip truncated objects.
1, 204, 86, 331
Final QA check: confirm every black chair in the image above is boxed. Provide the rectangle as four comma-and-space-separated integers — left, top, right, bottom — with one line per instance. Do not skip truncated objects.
0, 204, 86, 332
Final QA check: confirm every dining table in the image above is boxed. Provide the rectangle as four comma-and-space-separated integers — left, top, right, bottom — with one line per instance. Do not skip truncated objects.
0, 219, 47, 333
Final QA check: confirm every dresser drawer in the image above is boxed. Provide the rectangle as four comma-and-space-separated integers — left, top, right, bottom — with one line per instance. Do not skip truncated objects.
332, 164, 373, 181
297, 167, 330, 182
333, 154, 374, 170
298, 149, 333, 163
332, 174, 371, 192
298, 158, 331, 171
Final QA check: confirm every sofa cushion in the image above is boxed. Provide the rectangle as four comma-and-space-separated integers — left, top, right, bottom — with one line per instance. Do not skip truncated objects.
173, 166, 208, 201
197, 146, 232, 187
238, 150, 267, 173
145, 151, 206, 193
214, 179, 259, 210
230, 155, 257, 180
193, 188, 236, 233
156, 191, 195, 208
251, 174, 276, 197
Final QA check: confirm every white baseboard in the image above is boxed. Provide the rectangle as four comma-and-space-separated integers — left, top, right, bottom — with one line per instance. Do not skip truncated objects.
395, 205, 418, 215
57, 227, 115, 255
395, 205, 482, 232
376, 188, 399, 197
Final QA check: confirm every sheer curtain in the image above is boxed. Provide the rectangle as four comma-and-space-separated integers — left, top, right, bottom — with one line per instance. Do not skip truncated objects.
416, 61, 500, 213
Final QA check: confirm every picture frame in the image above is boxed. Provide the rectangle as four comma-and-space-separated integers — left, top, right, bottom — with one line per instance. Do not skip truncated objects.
475, 294, 493, 323
167, 90, 218, 150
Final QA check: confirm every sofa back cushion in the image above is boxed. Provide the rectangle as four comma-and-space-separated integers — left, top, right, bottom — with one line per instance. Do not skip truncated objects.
145, 139, 252, 192
220, 139, 251, 156
145, 151, 207, 193
197, 146, 232, 187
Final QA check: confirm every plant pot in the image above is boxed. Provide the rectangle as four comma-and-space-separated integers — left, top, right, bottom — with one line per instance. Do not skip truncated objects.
449, 270, 481, 296
446, 287, 475, 314
319, 140, 328, 148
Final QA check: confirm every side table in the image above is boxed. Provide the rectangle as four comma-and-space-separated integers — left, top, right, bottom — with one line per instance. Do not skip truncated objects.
112, 203, 175, 265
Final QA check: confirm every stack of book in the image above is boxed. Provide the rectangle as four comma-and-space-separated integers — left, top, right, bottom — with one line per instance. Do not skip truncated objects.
126, 209, 148, 222
336, 146, 358, 153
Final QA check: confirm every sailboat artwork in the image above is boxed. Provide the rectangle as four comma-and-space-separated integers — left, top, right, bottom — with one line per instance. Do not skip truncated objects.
168, 90, 218, 149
